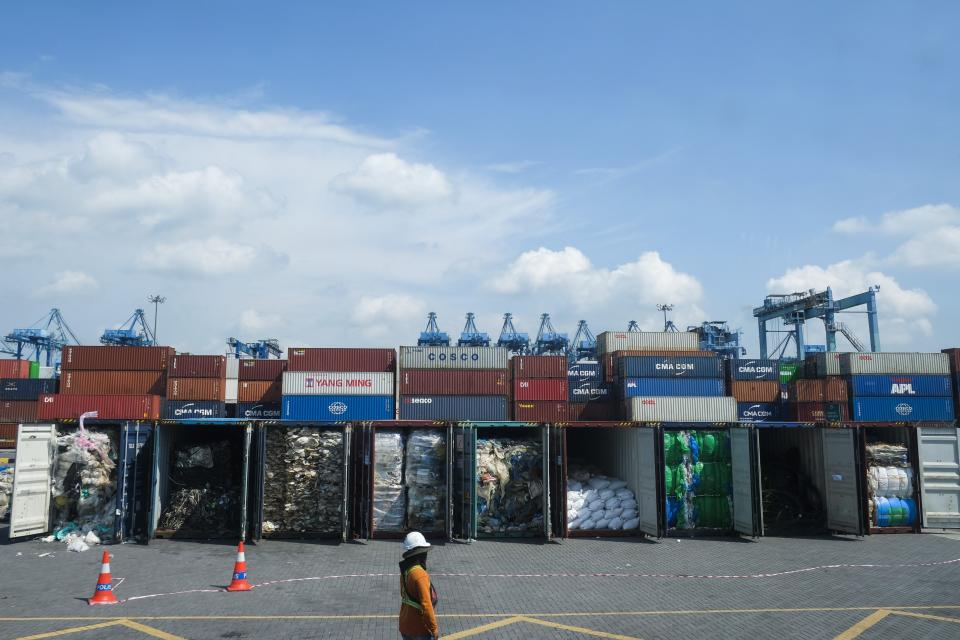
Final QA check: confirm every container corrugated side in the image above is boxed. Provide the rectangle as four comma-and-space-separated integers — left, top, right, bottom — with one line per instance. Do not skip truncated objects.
236, 402, 282, 419
512, 401, 568, 421
238, 380, 282, 403
567, 362, 602, 381
737, 402, 782, 423
568, 402, 617, 420
626, 396, 736, 422
850, 397, 955, 422
60, 346, 174, 371
727, 359, 780, 382
60, 371, 166, 396
787, 378, 849, 402
512, 378, 568, 401
398, 395, 507, 421
618, 356, 724, 378
0, 400, 38, 421
168, 355, 225, 378
399, 346, 508, 370
163, 400, 226, 419
603, 350, 716, 382
237, 359, 286, 380
399, 370, 507, 395
849, 374, 953, 397
281, 395, 395, 421
0, 378, 57, 400
810, 353, 844, 377
226, 358, 240, 379
728, 381, 781, 402
287, 348, 396, 372
597, 331, 699, 354
281, 372, 395, 396
568, 380, 615, 403
785, 402, 849, 422
510, 355, 567, 378
0, 360, 31, 378
839, 352, 950, 375
166, 378, 225, 401
622, 378, 725, 397
37, 394, 162, 420
0, 423, 17, 442
941, 348, 960, 373
779, 362, 801, 384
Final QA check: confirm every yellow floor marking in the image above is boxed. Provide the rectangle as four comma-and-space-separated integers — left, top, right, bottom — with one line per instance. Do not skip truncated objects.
444, 616, 526, 639
14, 619, 186, 640
517, 615, 641, 639
889, 610, 960, 624
832, 609, 892, 640
117, 619, 188, 640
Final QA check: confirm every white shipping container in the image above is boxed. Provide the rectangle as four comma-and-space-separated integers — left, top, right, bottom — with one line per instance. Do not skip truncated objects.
225, 379, 238, 404
811, 353, 845, 376
283, 372, 395, 396
596, 331, 699, 355
226, 358, 240, 380
839, 352, 950, 375
627, 396, 737, 422
399, 346, 508, 370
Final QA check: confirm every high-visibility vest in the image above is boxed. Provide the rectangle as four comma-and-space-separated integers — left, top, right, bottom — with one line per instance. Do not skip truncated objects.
400, 566, 438, 611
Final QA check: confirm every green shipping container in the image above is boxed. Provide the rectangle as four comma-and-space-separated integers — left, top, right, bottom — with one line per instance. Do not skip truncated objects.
29, 361, 40, 379
779, 362, 800, 384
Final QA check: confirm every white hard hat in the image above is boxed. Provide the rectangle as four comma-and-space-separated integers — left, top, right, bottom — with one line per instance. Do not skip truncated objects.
403, 531, 431, 556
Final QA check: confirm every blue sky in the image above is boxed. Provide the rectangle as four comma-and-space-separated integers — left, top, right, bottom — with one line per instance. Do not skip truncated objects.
1, 2, 958, 355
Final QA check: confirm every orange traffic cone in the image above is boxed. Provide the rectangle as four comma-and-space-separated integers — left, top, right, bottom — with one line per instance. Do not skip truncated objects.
226, 541, 252, 592
88, 551, 120, 605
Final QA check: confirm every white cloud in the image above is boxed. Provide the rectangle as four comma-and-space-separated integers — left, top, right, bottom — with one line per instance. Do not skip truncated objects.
331, 153, 453, 206
891, 226, 960, 267
33, 271, 98, 297
767, 258, 936, 346
138, 237, 273, 275
353, 294, 426, 324
485, 160, 541, 174
239, 309, 283, 332
834, 204, 960, 235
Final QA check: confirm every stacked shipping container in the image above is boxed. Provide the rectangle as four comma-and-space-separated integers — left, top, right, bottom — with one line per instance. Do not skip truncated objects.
943, 348, 960, 419
843, 353, 954, 422
726, 359, 782, 422
0, 360, 51, 431
617, 354, 735, 423
164, 355, 227, 419
398, 346, 508, 420
237, 359, 286, 419
567, 361, 615, 420
282, 348, 395, 421
510, 355, 568, 421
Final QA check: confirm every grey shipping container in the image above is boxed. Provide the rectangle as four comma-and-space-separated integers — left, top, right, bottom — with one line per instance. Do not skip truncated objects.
596, 331, 699, 355
626, 396, 737, 422
226, 358, 240, 379
839, 352, 950, 375
399, 395, 508, 421
810, 353, 844, 377
282, 372, 395, 396
399, 346, 508, 370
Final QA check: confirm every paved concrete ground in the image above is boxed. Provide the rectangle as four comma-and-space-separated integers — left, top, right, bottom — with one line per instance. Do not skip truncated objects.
1, 526, 958, 639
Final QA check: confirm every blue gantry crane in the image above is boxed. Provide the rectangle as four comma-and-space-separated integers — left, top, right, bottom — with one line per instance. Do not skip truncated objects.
753, 286, 880, 360
627, 320, 641, 332
568, 320, 597, 362
418, 312, 450, 347
226, 338, 282, 359
533, 313, 569, 355
100, 309, 156, 346
688, 321, 746, 359
457, 313, 490, 347
2, 308, 80, 366
497, 313, 530, 354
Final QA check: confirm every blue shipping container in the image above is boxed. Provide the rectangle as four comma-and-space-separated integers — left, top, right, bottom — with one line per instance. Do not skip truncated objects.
0, 378, 57, 400
282, 395, 394, 421
849, 374, 952, 397
619, 356, 723, 379
622, 378, 725, 397
568, 380, 614, 403
399, 395, 507, 421
237, 402, 282, 420
163, 400, 226, 419
737, 402, 782, 423
727, 359, 780, 382
567, 362, 602, 381
850, 397, 955, 422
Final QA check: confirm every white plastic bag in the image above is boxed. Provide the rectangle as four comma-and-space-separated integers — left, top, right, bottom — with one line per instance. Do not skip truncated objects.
622, 517, 640, 530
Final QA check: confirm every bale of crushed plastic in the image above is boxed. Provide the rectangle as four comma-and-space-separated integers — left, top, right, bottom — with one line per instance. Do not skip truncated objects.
405, 429, 446, 533
476, 437, 543, 535
158, 440, 240, 538
373, 430, 406, 532
49, 427, 118, 545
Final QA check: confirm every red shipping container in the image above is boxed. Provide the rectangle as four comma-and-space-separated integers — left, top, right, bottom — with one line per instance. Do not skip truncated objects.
0, 400, 37, 422
238, 380, 282, 403
239, 359, 288, 381
399, 370, 507, 395
729, 381, 780, 403
567, 402, 618, 421
0, 359, 31, 378
510, 356, 567, 379
61, 346, 174, 371
786, 402, 850, 422
512, 401, 569, 422
0, 423, 16, 442
513, 378, 568, 401
942, 348, 960, 372
60, 370, 166, 395
603, 350, 717, 382
288, 348, 395, 372
167, 378, 225, 401
38, 394, 162, 420
788, 378, 849, 403
169, 355, 225, 378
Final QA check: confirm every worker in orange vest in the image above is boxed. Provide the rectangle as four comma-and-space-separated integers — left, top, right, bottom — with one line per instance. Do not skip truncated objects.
399, 531, 439, 640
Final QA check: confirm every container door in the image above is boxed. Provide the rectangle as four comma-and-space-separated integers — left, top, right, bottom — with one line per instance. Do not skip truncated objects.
454, 426, 477, 540
240, 424, 252, 541
635, 427, 663, 538
9, 424, 56, 539
917, 425, 960, 529
147, 423, 162, 541
550, 425, 567, 537
250, 425, 266, 541
821, 428, 864, 535
445, 424, 454, 541
730, 426, 760, 537
541, 425, 551, 539
114, 422, 153, 543
342, 424, 353, 542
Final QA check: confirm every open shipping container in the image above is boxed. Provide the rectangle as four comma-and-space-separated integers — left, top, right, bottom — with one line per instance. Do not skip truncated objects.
148, 421, 253, 540
456, 422, 551, 539
550, 423, 661, 539
916, 423, 960, 529
352, 421, 453, 540
9, 421, 153, 543
250, 423, 351, 541
857, 424, 923, 534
